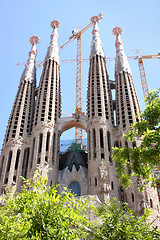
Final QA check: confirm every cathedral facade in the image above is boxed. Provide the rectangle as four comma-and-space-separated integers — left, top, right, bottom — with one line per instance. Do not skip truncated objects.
0, 16, 159, 223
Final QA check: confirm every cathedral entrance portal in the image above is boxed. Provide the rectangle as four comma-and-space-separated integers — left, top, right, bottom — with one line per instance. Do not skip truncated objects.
69, 182, 81, 196
58, 126, 88, 196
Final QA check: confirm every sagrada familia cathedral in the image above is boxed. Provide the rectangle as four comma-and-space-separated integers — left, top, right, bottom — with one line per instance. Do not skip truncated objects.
0, 15, 159, 224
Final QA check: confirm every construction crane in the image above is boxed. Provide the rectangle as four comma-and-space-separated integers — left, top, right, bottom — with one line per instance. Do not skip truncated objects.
16, 13, 103, 146
136, 49, 160, 104
16, 17, 160, 141
59, 13, 103, 145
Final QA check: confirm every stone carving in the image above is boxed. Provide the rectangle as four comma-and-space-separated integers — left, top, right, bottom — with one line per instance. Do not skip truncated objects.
99, 160, 110, 193
100, 160, 108, 181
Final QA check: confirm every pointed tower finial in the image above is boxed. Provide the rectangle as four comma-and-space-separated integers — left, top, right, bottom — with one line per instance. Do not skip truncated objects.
50, 20, 60, 29
112, 26, 123, 35
20, 35, 40, 83
112, 26, 123, 48
29, 35, 40, 57
113, 26, 132, 75
90, 15, 104, 58
45, 20, 60, 63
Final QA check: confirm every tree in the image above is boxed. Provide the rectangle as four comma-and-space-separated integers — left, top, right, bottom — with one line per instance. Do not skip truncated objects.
0, 172, 160, 239
0, 171, 94, 240
90, 198, 160, 240
112, 89, 160, 189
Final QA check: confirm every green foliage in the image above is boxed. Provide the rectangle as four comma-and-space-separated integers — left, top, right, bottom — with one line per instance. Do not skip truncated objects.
0, 171, 93, 240
112, 89, 160, 188
90, 198, 160, 240
0, 173, 159, 239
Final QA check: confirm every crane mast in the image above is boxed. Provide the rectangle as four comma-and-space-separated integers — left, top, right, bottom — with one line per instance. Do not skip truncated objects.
68, 13, 103, 145
75, 33, 83, 144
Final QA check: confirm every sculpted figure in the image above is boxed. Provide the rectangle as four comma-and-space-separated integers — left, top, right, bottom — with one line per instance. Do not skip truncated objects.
100, 160, 108, 181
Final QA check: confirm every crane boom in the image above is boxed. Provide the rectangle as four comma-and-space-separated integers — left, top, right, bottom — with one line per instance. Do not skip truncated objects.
136, 49, 160, 104
137, 49, 149, 101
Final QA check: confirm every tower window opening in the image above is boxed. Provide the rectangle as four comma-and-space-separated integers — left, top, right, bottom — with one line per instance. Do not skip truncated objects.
150, 198, 153, 208
22, 148, 30, 178
46, 132, 50, 152
95, 178, 97, 186
13, 175, 16, 182
15, 149, 21, 170
111, 181, 114, 190
100, 128, 104, 148
131, 193, 134, 202
0, 155, 5, 179
7, 151, 12, 173
21, 150, 25, 176
114, 141, 119, 148
107, 131, 111, 152
101, 153, 104, 159
37, 158, 41, 164
30, 138, 35, 169
38, 133, 43, 153
4, 177, 8, 185
93, 128, 96, 159
109, 156, 112, 163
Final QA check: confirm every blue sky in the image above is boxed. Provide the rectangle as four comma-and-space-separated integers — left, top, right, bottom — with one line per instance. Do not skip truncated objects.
0, 0, 160, 149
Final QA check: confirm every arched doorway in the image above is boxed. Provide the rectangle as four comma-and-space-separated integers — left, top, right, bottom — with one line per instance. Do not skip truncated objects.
69, 182, 81, 196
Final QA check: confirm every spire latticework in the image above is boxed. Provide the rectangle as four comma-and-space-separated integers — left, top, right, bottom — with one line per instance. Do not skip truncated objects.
0, 36, 39, 191
87, 17, 114, 202
30, 20, 61, 185
113, 26, 141, 129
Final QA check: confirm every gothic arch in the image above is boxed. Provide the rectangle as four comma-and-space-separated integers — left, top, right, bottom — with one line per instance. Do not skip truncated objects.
58, 117, 87, 135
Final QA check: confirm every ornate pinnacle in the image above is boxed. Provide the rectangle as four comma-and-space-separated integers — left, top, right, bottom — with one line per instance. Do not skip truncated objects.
29, 35, 40, 57
113, 26, 132, 75
90, 14, 104, 58
112, 26, 123, 35
44, 20, 60, 63
50, 20, 60, 30
90, 15, 100, 24
29, 35, 40, 45
20, 35, 39, 83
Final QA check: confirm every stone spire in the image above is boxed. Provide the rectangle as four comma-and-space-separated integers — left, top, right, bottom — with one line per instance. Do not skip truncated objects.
45, 20, 60, 64
113, 26, 141, 129
33, 20, 61, 128
90, 16, 104, 58
87, 16, 114, 202
0, 36, 39, 193
20, 35, 40, 83
112, 26, 132, 75
29, 20, 61, 186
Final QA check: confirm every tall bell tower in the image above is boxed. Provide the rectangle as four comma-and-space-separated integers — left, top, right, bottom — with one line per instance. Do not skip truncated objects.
27, 20, 61, 186
0, 35, 39, 193
87, 16, 114, 202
